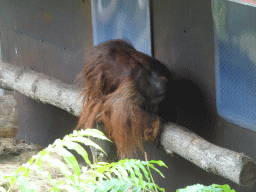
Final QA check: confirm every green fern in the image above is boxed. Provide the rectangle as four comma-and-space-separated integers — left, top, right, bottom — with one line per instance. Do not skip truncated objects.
176, 183, 236, 192
0, 129, 167, 192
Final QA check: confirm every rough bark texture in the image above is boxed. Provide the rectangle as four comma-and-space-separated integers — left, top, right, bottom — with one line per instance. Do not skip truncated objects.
161, 123, 256, 186
0, 60, 82, 117
0, 60, 255, 186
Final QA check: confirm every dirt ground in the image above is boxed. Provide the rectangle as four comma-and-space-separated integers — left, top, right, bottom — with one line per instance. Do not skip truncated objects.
0, 138, 139, 192
0, 137, 73, 191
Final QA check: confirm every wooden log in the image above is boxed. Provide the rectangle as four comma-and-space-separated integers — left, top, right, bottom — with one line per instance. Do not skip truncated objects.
161, 123, 256, 186
0, 60, 82, 117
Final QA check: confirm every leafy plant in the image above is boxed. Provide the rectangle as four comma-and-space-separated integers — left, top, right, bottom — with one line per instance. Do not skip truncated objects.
0, 129, 167, 192
176, 183, 236, 192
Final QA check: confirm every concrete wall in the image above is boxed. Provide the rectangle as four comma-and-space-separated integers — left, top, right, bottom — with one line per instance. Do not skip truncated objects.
0, 0, 92, 146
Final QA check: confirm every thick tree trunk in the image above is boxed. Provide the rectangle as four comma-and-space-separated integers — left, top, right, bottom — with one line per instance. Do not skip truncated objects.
0, 60, 255, 186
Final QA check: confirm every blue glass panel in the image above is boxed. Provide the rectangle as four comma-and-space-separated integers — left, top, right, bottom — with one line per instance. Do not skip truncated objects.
91, 0, 151, 56
212, 0, 256, 131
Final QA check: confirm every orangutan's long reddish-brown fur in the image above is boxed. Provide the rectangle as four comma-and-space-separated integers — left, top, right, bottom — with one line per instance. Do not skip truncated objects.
76, 39, 176, 158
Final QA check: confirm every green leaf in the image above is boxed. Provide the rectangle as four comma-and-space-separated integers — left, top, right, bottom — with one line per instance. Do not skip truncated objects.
63, 139, 92, 165
130, 160, 144, 185
54, 146, 80, 178
8, 175, 17, 186
137, 162, 150, 183
71, 136, 106, 155
107, 178, 121, 191
117, 180, 133, 192
153, 183, 166, 192
116, 164, 129, 179
110, 167, 123, 183
15, 166, 27, 174
79, 129, 108, 138
149, 160, 168, 168
17, 175, 34, 192
23, 169, 30, 177
39, 149, 48, 156
122, 162, 137, 185
147, 164, 165, 178
41, 153, 72, 176
34, 158, 42, 170
104, 171, 112, 180
94, 165, 110, 174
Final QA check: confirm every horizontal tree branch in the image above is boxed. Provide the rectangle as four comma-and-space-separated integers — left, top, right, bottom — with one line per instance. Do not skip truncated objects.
161, 123, 256, 186
0, 60, 255, 186
0, 60, 82, 117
